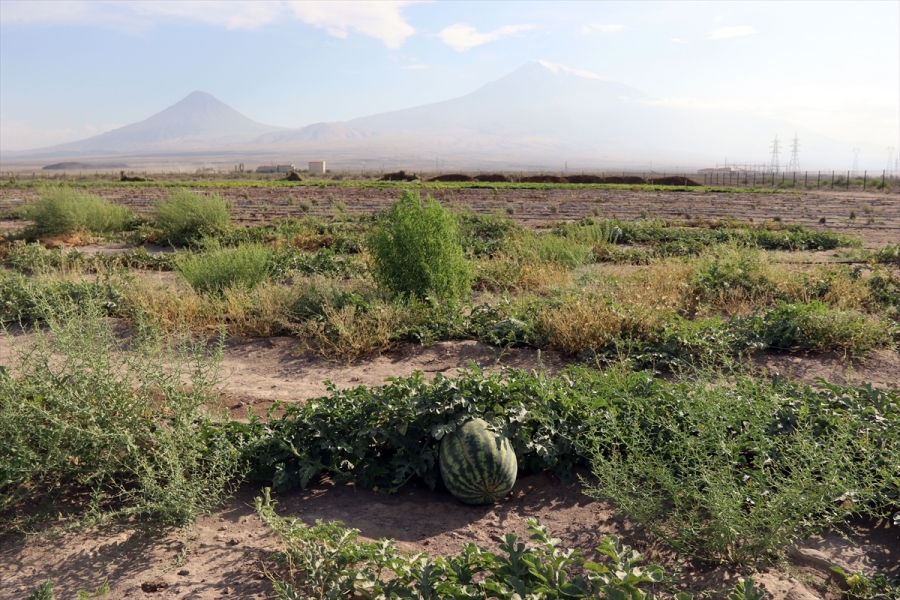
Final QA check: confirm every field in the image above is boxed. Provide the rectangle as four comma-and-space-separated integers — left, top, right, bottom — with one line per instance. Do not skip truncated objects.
0, 180, 898, 600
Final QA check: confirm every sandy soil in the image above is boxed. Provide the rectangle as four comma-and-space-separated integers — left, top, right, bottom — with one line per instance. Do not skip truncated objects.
2, 473, 896, 599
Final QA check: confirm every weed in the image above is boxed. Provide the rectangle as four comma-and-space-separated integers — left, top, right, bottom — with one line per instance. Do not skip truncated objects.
584, 374, 900, 564
155, 190, 232, 246
17, 187, 134, 237
257, 486, 735, 599
176, 243, 273, 294
26, 581, 55, 600
0, 294, 243, 528
368, 191, 473, 301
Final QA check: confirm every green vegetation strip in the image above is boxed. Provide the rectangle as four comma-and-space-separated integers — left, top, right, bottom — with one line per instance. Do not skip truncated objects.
217, 362, 900, 564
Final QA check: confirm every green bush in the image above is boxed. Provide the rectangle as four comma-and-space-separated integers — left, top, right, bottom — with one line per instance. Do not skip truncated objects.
176, 243, 273, 294
0, 295, 242, 528
17, 187, 134, 236
752, 300, 895, 355
585, 374, 900, 563
154, 189, 231, 246
368, 191, 473, 300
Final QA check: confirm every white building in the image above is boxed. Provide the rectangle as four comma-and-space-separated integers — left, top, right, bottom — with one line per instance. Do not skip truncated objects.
309, 161, 326, 174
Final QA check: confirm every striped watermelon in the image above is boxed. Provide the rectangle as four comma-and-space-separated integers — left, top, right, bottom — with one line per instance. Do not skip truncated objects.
440, 418, 517, 505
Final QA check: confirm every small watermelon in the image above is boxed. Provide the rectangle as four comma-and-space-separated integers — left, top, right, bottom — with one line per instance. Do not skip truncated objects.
440, 418, 517, 505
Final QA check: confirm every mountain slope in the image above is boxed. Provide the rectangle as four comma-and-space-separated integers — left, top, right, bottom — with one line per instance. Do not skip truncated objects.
254, 61, 859, 168
12, 92, 283, 157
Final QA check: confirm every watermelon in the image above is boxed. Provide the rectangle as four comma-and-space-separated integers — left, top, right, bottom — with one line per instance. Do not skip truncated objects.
440, 418, 517, 505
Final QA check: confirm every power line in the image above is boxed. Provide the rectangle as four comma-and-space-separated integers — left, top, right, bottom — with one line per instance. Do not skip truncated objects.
787, 133, 800, 172
769, 134, 781, 172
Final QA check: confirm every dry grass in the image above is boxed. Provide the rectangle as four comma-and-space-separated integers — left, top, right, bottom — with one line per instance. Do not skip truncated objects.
289, 302, 404, 363
122, 278, 294, 337
535, 295, 668, 355
475, 254, 573, 293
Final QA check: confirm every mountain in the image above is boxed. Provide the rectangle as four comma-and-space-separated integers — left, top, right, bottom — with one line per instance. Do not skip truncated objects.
10, 91, 283, 158
253, 122, 372, 144
252, 61, 864, 169
4, 63, 880, 169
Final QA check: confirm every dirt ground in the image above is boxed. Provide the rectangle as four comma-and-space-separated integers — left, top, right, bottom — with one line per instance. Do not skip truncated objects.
2, 186, 898, 248
1, 185, 898, 599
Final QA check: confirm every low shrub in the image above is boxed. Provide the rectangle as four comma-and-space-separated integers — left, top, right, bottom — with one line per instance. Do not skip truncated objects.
154, 189, 231, 246
368, 191, 473, 300
17, 187, 134, 236
510, 232, 594, 269
0, 295, 243, 528
751, 300, 895, 355
456, 211, 522, 257
585, 375, 900, 563
0, 271, 122, 324
176, 243, 273, 294
2, 240, 176, 275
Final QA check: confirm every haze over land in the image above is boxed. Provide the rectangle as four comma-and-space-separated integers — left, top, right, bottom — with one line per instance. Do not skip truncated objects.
1, 1, 897, 171
3, 61, 881, 172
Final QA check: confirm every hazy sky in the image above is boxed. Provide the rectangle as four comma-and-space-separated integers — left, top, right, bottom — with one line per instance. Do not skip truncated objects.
1, 0, 898, 153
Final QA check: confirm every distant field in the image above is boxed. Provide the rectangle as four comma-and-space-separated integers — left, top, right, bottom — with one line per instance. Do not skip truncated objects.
2, 182, 898, 247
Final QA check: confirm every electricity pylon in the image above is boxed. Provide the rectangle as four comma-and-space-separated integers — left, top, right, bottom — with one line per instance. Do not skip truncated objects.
769, 135, 781, 172
787, 133, 800, 172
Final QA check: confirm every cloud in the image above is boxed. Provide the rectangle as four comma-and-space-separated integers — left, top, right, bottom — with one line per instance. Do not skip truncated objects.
438, 23, 534, 52
0, 1, 420, 47
400, 64, 426, 70
285, 1, 418, 49
581, 24, 626, 34
708, 26, 757, 40
670, 38, 689, 44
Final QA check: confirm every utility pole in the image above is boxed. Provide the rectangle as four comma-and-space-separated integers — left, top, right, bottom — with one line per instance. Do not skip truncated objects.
769, 135, 781, 173
787, 133, 800, 172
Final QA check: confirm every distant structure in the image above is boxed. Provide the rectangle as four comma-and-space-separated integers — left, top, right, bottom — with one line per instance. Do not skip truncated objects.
256, 164, 295, 173
888, 148, 895, 176
787, 133, 800, 172
698, 166, 749, 173
309, 160, 326, 174
769, 135, 781, 172
852, 149, 860, 176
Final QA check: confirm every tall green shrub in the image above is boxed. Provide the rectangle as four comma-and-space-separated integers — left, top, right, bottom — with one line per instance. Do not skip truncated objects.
18, 187, 133, 236
155, 190, 231, 246
368, 191, 473, 300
